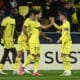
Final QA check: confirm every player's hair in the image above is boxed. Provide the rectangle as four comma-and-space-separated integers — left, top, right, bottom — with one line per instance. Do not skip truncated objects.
59, 11, 68, 18
28, 9, 41, 16
25, 9, 41, 19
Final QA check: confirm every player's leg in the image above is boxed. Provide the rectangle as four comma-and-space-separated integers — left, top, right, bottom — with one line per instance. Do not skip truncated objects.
20, 50, 31, 74
12, 41, 23, 74
20, 42, 31, 74
19, 54, 34, 75
21, 50, 30, 63
0, 48, 9, 74
61, 54, 71, 76
6, 40, 19, 74
13, 50, 23, 74
14, 42, 31, 75
32, 54, 41, 76
60, 41, 72, 76
22, 43, 36, 67
0, 40, 11, 74
32, 45, 42, 76
19, 43, 35, 75
20, 52, 24, 64
9, 48, 17, 72
23, 49, 31, 74
10, 48, 17, 63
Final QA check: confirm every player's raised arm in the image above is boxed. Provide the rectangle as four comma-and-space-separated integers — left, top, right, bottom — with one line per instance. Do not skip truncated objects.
49, 17, 62, 30
53, 23, 62, 30
40, 23, 52, 30
40, 30, 52, 43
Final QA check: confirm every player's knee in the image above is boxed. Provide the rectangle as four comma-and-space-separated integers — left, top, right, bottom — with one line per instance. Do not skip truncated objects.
32, 54, 40, 58
35, 57, 40, 62
61, 54, 70, 62
37, 54, 40, 57
35, 54, 40, 61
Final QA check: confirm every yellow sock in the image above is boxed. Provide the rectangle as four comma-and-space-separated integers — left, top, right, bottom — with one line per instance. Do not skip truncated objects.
62, 56, 71, 71
63, 61, 71, 71
33, 57, 40, 73
0, 64, 4, 71
23, 55, 32, 67
34, 61, 39, 72
13, 57, 21, 71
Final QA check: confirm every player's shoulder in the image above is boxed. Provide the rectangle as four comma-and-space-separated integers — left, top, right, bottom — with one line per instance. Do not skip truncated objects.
2, 16, 9, 21
23, 18, 32, 26
25, 18, 32, 22
37, 21, 41, 26
2, 16, 10, 24
66, 20, 70, 25
3, 16, 15, 21
34, 20, 41, 28
35, 20, 40, 25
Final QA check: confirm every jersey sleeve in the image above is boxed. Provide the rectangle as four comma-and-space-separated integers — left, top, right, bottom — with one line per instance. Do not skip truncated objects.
1, 19, 7, 27
23, 19, 30, 28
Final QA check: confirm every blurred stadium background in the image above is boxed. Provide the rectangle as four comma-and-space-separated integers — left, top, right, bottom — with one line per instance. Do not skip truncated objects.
0, 0, 80, 32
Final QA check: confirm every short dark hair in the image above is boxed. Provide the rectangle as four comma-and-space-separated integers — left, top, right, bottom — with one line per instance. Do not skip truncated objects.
59, 11, 68, 18
29, 9, 41, 16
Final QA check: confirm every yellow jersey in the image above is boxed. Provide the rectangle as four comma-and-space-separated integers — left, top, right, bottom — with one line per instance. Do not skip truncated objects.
1, 16, 16, 40
53, 20, 72, 43
18, 18, 33, 42
29, 20, 41, 44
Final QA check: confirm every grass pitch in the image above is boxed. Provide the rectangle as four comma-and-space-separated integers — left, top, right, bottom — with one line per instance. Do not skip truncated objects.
0, 70, 80, 80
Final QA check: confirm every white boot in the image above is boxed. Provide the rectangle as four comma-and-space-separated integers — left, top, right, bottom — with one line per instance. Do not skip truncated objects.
60, 71, 72, 76
0, 70, 8, 75
24, 67, 31, 74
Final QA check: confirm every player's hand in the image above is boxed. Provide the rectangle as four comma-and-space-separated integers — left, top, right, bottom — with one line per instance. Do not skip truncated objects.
46, 37, 53, 43
57, 39, 61, 44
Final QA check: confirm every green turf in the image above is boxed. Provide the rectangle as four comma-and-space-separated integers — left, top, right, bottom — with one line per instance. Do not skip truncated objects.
0, 70, 80, 80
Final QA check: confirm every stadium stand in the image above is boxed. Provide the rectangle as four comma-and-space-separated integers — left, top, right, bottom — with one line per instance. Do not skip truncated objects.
0, 0, 80, 32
